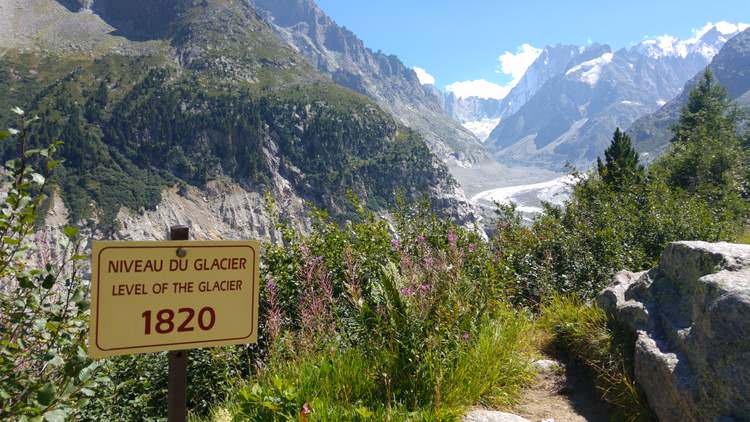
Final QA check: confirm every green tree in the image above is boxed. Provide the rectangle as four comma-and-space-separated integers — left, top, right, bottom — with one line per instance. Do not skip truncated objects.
596, 128, 644, 189
663, 69, 746, 197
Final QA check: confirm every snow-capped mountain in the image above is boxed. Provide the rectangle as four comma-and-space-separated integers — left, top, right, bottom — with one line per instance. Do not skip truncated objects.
440, 92, 503, 141
485, 22, 745, 170
440, 44, 607, 142
498, 44, 589, 119
634, 22, 749, 60
630, 27, 750, 158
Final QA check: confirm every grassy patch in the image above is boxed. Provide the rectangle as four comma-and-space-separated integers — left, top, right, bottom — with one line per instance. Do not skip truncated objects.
537, 296, 655, 422
440, 312, 537, 409
193, 311, 536, 421
736, 228, 750, 244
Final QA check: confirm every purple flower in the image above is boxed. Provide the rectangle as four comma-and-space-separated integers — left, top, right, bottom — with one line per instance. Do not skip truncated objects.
419, 284, 432, 293
391, 238, 400, 249
447, 229, 457, 244
299, 245, 310, 257
462, 332, 470, 341
468, 243, 477, 252
400, 287, 415, 296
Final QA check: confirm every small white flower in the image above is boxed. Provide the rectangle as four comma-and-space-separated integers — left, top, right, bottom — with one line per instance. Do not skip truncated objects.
11, 106, 24, 116
31, 173, 45, 185
8, 128, 19, 135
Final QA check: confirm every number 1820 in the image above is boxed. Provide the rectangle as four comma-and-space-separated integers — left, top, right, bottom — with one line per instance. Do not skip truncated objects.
141, 307, 216, 335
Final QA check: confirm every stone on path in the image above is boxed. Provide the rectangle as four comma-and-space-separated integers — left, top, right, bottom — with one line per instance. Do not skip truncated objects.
463, 410, 532, 422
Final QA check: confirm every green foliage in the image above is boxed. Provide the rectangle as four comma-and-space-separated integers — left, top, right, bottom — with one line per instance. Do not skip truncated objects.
232, 348, 463, 422
0, 108, 102, 420
1, 50, 453, 230
80, 348, 245, 421
538, 296, 655, 422
661, 69, 746, 200
596, 128, 644, 190
235, 377, 301, 421
440, 313, 536, 408
493, 74, 750, 304
230, 201, 535, 420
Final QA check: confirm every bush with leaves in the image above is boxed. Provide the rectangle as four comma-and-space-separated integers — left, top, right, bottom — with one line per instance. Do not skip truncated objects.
492, 74, 750, 304
0, 107, 103, 420
242, 197, 535, 420
79, 347, 245, 421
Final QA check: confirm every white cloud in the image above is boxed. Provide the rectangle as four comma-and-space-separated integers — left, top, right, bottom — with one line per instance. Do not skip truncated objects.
689, 21, 749, 42
446, 79, 510, 100
447, 43, 542, 101
498, 43, 543, 89
413, 67, 436, 86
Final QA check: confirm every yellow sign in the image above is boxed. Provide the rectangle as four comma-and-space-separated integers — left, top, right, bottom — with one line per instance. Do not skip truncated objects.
88, 240, 260, 358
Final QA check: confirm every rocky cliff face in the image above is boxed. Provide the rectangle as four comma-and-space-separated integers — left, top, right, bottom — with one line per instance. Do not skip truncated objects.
499, 45, 585, 120
249, 0, 486, 165
598, 241, 750, 422
1, 0, 478, 241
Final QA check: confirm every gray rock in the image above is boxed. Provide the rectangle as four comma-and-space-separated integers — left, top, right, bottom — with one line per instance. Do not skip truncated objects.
462, 410, 531, 422
598, 241, 750, 422
532, 359, 561, 373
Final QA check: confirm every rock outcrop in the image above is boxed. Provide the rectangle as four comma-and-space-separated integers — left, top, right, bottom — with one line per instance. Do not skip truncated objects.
598, 241, 750, 422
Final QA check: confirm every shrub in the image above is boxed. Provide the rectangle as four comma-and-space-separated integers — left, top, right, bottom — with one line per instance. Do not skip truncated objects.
226, 200, 535, 420
80, 347, 245, 421
0, 108, 103, 420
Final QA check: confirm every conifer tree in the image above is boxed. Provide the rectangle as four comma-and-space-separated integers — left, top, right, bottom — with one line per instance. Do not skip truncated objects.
662, 69, 744, 196
671, 69, 735, 146
596, 127, 644, 189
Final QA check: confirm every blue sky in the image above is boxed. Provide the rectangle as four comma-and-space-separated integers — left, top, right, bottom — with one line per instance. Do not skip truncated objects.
316, 0, 750, 97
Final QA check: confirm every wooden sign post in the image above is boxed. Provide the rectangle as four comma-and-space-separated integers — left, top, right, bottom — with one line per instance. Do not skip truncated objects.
88, 225, 260, 422
168, 225, 189, 422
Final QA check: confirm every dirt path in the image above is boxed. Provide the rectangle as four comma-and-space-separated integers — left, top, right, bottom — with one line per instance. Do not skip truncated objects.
511, 358, 612, 422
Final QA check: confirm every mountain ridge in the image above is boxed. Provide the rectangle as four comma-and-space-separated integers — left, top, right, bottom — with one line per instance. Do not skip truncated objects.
483, 24, 743, 169
0, 0, 477, 238
629, 27, 750, 158
249, 0, 486, 165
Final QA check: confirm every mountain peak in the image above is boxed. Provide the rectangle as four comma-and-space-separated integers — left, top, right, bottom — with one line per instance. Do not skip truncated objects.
634, 21, 748, 60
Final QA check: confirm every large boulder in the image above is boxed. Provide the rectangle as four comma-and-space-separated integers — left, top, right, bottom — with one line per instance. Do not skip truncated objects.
597, 241, 750, 422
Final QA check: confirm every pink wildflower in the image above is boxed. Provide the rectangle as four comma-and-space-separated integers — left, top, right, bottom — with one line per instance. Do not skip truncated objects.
400, 286, 415, 297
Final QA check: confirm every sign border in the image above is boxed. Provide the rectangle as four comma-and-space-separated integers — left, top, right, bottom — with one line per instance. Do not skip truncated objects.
93, 243, 257, 352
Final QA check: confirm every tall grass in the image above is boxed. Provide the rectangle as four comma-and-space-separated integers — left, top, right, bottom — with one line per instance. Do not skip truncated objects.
537, 296, 655, 422
220, 310, 536, 421
440, 309, 537, 408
